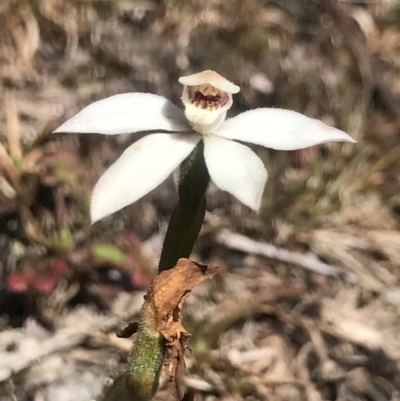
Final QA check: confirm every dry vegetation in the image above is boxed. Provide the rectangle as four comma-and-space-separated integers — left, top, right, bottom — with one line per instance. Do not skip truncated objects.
1, 0, 400, 400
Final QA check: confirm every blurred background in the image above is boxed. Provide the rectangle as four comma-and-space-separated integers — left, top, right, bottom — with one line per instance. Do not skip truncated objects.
1, 0, 400, 400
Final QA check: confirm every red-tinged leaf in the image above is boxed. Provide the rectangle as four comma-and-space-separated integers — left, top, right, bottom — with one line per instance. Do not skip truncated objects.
52, 258, 68, 275
31, 276, 59, 294
7, 274, 29, 292
126, 254, 152, 288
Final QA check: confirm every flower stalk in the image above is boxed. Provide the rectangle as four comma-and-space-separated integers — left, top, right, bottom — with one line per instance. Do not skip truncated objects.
125, 320, 166, 401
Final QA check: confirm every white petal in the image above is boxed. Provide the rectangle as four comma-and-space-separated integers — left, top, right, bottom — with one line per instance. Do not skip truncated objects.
91, 133, 200, 222
54, 93, 189, 135
214, 108, 356, 150
204, 135, 267, 211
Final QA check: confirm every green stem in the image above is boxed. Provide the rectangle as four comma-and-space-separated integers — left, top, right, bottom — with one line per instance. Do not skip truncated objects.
125, 321, 167, 401
101, 141, 209, 401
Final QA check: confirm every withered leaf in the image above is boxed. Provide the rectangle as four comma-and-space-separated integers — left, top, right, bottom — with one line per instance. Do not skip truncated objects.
164, 337, 188, 401
142, 258, 219, 400
116, 321, 139, 338
143, 258, 219, 342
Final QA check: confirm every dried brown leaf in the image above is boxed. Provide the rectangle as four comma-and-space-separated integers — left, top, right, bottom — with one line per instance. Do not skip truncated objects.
0, 143, 18, 185
164, 337, 189, 401
142, 258, 220, 400
144, 258, 220, 342
20, 206, 51, 246
116, 322, 139, 338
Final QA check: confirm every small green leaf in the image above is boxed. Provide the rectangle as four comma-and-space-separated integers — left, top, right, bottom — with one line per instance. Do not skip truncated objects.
53, 228, 73, 251
53, 162, 78, 187
91, 243, 125, 265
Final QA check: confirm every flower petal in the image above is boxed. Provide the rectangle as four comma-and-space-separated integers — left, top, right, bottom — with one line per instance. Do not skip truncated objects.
54, 93, 190, 135
214, 108, 356, 150
204, 135, 267, 211
91, 133, 200, 222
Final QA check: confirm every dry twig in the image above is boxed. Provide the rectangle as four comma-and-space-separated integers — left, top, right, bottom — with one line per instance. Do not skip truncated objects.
215, 229, 356, 281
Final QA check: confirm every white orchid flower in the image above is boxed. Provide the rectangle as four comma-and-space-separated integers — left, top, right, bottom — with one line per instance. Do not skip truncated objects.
54, 70, 355, 223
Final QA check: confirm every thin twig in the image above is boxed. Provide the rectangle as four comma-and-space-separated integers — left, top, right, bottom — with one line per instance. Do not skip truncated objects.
215, 229, 357, 282
5, 91, 22, 161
